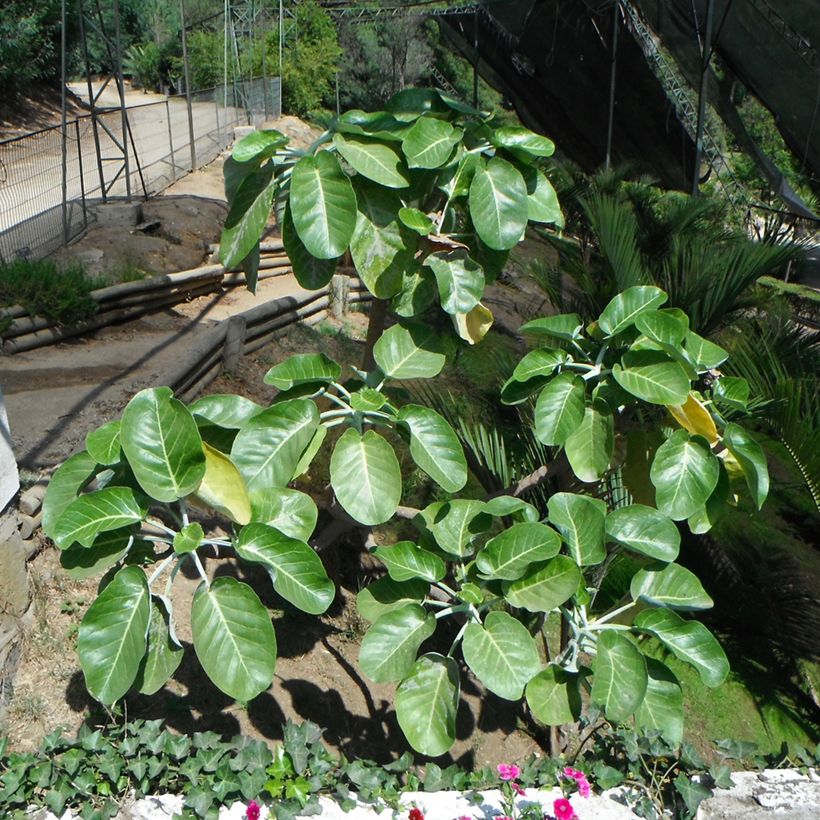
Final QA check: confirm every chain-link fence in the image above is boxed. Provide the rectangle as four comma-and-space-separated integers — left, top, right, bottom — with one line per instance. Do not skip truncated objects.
0, 77, 281, 263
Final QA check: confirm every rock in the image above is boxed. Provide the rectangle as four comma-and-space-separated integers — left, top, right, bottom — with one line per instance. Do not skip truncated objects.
697, 769, 820, 819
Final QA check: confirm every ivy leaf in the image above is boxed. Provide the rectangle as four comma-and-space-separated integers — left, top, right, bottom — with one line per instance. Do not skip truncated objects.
359, 604, 436, 683
397, 404, 468, 493
548, 492, 607, 566
674, 775, 713, 815
504, 555, 581, 613
330, 429, 401, 525
591, 630, 648, 723
191, 577, 277, 703
120, 387, 206, 503
332, 133, 410, 188
534, 373, 586, 446
78, 566, 151, 704
598, 286, 667, 337
235, 523, 334, 615
395, 653, 459, 756
526, 665, 582, 725
723, 423, 769, 509
476, 522, 562, 580
631, 563, 714, 610
635, 608, 729, 687
462, 612, 542, 700
605, 504, 680, 562
469, 157, 529, 250
289, 151, 357, 259
650, 430, 720, 520
564, 401, 614, 483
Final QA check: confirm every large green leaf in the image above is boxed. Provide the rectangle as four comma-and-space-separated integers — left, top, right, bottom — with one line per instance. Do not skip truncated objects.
650, 430, 720, 520
43, 451, 99, 539
684, 331, 728, 371
220, 164, 276, 269
332, 133, 410, 188
357, 577, 429, 622
635, 609, 729, 687
492, 126, 555, 157
520, 313, 583, 341
387, 88, 449, 120
374, 541, 446, 583
476, 522, 561, 580
612, 351, 691, 406
231, 399, 319, 501
85, 421, 122, 466
190, 395, 264, 429
564, 401, 614, 483
712, 376, 749, 411
289, 151, 357, 259
605, 505, 680, 562
250, 488, 318, 542
511, 348, 569, 383
723, 423, 769, 509
78, 566, 150, 704
635, 657, 684, 747
504, 555, 581, 613
547, 492, 607, 566
120, 387, 206, 503
395, 653, 459, 756
469, 158, 528, 250
359, 604, 436, 683
235, 523, 334, 614
330, 429, 401, 525
392, 267, 438, 318
60, 529, 133, 579
424, 500, 490, 558
397, 405, 467, 493
523, 167, 563, 226
401, 117, 459, 168
635, 309, 689, 347
526, 666, 581, 725
264, 353, 341, 391
591, 630, 648, 723
191, 576, 277, 702
598, 286, 667, 337
191, 443, 251, 525
425, 249, 484, 315
630, 564, 714, 610
534, 373, 586, 446
231, 129, 287, 163
53, 487, 144, 549
135, 596, 183, 696
462, 612, 542, 700
373, 322, 446, 379
282, 203, 339, 289
350, 181, 416, 298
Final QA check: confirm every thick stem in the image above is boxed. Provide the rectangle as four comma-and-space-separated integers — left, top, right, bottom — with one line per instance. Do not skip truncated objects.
361, 298, 389, 372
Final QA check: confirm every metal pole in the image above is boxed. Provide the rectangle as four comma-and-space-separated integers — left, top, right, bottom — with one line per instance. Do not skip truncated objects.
77, 0, 107, 201
691, 0, 715, 196
76, 120, 88, 229
224, 0, 229, 111
279, 0, 283, 77
111, 0, 132, 200
335, 71, 340, 116
180, 0, 198, 169
166, 100, 177, 180
61, 0, 69, 243
605, 1, 620, 171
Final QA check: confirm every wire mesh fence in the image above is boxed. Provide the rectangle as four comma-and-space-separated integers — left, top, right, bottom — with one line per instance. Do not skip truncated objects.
0, 77, 281, 264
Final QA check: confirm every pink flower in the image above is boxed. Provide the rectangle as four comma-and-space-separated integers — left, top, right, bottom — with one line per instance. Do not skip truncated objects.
497, 763, 521, 781
553, 797, 577, 820
245, 801, 261, 820
512, 782, 526, 797
409, 808, 425, 820
563, 766, 591, 798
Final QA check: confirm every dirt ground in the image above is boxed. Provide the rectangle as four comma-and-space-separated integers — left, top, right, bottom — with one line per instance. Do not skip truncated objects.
4, 114, 549, 769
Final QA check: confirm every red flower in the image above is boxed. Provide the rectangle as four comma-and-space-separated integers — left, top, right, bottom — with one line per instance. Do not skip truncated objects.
512, 782, 526, 797
553, 797, 577, 820
409, 808, 425, 820
563, 766, 591, 798
497, 763, 521, 781
245, 800, 261, 820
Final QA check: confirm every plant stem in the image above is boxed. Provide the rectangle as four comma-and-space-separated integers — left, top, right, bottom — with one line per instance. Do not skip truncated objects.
148, 554, 176, 586
447, 620, 470, 657
191, 550, 209, 589
590, 601, 636, 626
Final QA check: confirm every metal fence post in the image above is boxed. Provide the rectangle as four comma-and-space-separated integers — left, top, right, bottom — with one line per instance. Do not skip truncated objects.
75, 119, 88, 232
165, 100, 177, 180
180, 0, 198, 170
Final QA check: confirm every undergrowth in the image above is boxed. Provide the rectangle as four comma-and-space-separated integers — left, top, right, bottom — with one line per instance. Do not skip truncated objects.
0, 258, 108, 329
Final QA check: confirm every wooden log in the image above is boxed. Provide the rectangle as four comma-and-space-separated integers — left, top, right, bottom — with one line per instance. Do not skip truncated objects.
92, 265, 228, 303
19, 484, 47, 516
209, 239, 285, 254
18, 512, 42, 540
243, 299, 330, 355
161, 324, 227, 395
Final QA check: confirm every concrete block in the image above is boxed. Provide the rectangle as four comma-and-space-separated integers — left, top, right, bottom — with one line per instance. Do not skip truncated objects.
0, 512, 29, 617
0, 387, 19, 513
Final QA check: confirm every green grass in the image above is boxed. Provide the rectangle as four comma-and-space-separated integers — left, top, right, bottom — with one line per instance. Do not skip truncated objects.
0, 258, 109, 329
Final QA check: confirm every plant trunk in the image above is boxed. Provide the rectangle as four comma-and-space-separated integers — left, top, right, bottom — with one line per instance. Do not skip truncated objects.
361, 298, 388, 372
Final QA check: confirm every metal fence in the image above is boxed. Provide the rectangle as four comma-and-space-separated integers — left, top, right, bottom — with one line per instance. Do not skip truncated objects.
0, 77, 281, 263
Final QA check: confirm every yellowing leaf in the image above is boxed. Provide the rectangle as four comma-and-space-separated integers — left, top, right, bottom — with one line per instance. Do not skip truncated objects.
666, 393, 718, 444
452, 303, 493, 344
190, 443, 251, 525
